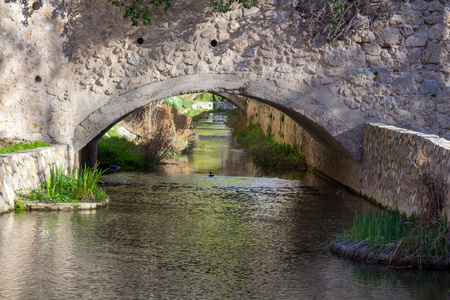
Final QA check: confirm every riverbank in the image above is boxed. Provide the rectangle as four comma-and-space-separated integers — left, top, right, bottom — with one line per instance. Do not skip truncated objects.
329, 208, 450, 269
226, 109, 307, 171
328, 165, 450, 269
98, 102, 197, 171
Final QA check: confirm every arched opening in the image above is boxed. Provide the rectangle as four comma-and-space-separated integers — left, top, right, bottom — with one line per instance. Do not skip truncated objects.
74, 75, 364, 190
74, 75, 362, 160
77, 92, 354, 167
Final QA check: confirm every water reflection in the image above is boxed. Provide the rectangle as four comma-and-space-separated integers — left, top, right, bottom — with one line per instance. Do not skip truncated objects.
0, 122, 449, 299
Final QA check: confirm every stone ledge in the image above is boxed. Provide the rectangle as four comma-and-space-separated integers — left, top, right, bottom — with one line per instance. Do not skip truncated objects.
368, 123, 450, 150
23, 198, 109, 211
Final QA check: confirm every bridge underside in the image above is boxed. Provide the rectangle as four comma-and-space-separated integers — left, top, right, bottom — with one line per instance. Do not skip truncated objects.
74, 74, 365, 161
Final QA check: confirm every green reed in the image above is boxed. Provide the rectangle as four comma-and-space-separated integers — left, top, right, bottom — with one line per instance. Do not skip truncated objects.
23, 164, 108, 203
343, 208, 415, 245
333, 209, 450, 268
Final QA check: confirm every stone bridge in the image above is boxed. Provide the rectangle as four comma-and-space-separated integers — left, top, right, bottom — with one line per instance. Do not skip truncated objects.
0, 0, 449, 213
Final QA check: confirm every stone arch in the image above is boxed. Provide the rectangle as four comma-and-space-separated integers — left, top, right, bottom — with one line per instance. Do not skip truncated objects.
73, 74, 364, 160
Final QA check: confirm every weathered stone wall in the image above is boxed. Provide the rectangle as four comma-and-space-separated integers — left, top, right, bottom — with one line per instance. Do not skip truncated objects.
243, 96, 362, 190
243, 97, 450, 216
0, 0, 448, 161
362, 123, 450, 217
0, 145, 76, 214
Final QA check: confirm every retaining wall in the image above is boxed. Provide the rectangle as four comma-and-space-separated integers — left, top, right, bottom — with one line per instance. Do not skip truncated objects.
244, 98, 362, 192
243, 98, 450, 216
0, 144, 76, 214
362, 123, 450, 217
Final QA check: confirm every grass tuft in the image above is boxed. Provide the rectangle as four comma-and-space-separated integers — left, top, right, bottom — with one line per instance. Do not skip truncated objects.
20, 164, 108, 203
330, 208, 450, 269
0, 141, 51, 154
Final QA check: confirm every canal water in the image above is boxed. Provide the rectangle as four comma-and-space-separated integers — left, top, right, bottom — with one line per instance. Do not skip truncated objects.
0, 123, 449, 299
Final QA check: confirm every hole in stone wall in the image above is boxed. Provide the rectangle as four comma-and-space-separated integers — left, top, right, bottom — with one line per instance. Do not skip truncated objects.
210, 40, 218, 47
32, 1, 41, 10
137, 38, 144, 45
35, 76, 42, 83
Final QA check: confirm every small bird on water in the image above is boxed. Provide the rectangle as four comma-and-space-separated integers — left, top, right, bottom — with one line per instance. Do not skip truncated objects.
109, 165, 121, 172
209, 171, 214, 177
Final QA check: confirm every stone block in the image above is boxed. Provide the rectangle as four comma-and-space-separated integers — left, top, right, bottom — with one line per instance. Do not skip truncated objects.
323, 43, 365, 67
243, 7, 259, 17
408, 48, 422, 63
410, 0, 428, 11
401, 26, 414, 37
403, 11, 424, 27
422, 42, 443, 64
419, 80, 441, 96
354, 30, 376, 43
405, 33, 427, 47
427, 1, 444, 12
363, 43, 382, 56
378, 28, 404, 47
392, 74, 417, 95
343, 68, 375, 87
425, 12, 443, 25
428, 24, 446, 40
275, 64, 292, 73
194, 61, 208, 73
182, 52, 197, 66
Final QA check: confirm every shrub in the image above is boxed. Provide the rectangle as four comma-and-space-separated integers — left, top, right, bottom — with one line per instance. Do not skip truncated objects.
331, 208, 450, 269
14, 199, 24, 213
98, 135, 145, 171
164, 96, 194, 108
138, 104, 196, 169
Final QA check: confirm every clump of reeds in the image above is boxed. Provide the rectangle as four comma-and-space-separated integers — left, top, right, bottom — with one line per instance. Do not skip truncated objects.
140, 127, 175, 169
20, 164, 108, 203
330, 148, 450, 269
169, 105, 197, 154
330, 211, 450, 268
343, 209, 414, 244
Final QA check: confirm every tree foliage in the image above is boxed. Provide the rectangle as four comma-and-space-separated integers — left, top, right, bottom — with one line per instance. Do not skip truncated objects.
109, 0, 258, 26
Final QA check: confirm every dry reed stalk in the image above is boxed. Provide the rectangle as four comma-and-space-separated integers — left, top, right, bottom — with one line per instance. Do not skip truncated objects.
125, 103, 196, 168
295, 0, 403, 45
411, 149, 445, 228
